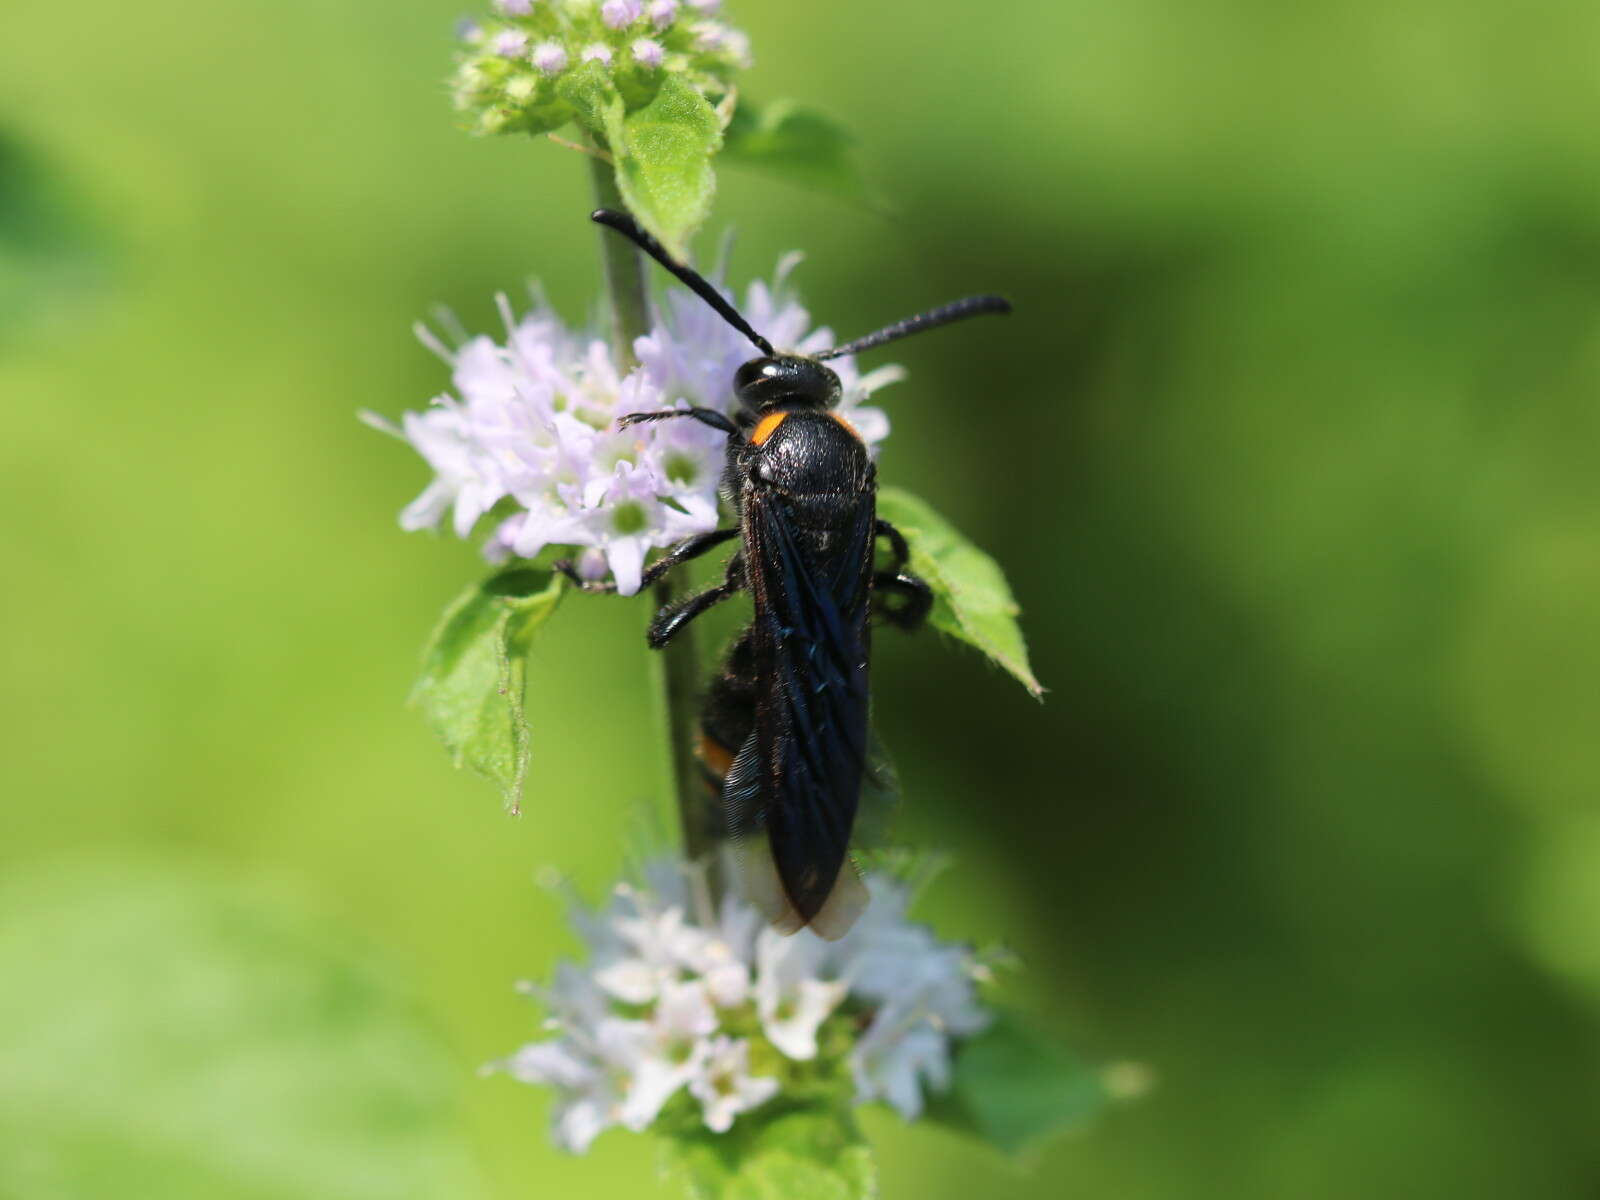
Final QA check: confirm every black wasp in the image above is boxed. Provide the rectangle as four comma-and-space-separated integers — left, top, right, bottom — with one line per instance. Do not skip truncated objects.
562, 209, 1010, 939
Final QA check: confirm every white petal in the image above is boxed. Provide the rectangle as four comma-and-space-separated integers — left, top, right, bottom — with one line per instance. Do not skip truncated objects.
399, 479, 453, 531
855, 364, 907, 396
554, 1093, 614, 1153
655, 979, 717, 1040
703, 961, 750, 1008
619, 1058, 683, 1130
594, 1017, 655, 1069
762, 978, 847, 1061
501, 1038, 594, 1088
843, 405, 889, 447
594, 958, 659, 1005
452, 480, 494, 537
607, 536, 647, 597
358, 409, 405, 439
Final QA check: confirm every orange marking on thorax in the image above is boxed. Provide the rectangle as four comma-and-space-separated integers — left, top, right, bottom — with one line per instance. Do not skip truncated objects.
830, 412, 862, 441
750, 411, 788, 446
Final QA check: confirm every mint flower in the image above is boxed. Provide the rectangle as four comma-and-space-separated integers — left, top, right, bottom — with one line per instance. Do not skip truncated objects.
602, 0, 643, 30
690, 1037, 780, 1133
531, 41, 568, 74
630, 37, 665, 69
368, 258, 900, 595
488, 858, 992, 1151
492, 29, 529, 57
647, 0, 680, 30
450, 0, 748, 138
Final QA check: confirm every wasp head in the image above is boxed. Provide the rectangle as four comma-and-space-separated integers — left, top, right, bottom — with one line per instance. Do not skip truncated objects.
733, 355, 841, 413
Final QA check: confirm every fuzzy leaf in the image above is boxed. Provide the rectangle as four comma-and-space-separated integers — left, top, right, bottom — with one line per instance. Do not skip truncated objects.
556, 61, 626, 142
663, 1106, 875, 1200
721, 101, 877, 207
876, 487, 1043, 697
0, 855, 483, 1199
925, 1010, 1105, 1158
410, 565, 565, 813
610, 74, 723, 258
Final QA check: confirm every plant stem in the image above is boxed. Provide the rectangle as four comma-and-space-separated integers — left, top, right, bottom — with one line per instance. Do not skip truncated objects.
587, 152, 719, 897
589, 155, 651, 371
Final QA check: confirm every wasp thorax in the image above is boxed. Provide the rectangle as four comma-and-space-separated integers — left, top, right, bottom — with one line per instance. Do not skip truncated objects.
733, 355, 841, 411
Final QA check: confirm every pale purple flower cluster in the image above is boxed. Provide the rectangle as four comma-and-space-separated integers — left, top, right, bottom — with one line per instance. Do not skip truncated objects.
492, 861, 990, 1151
370, 259, 902, 595
453, 0, 751, 133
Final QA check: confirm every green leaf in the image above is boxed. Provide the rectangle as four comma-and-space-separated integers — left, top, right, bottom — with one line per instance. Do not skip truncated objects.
556, 60, 626, 142
925, 1010, 1106, 1158
0, 130, 107, 345
876, 487, 1043, 697
410, 565, 566, 813
610, 74, 723, 258
0, 854, 484, 1200
721, 101, 877, 208
663, 1105, 875, 1200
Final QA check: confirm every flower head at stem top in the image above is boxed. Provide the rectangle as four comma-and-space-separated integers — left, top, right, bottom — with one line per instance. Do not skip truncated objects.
450, 0, 750, 137
369, 259, 901, 595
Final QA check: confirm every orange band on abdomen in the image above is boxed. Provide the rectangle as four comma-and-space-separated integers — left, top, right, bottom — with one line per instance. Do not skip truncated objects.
697, 733, 736, 780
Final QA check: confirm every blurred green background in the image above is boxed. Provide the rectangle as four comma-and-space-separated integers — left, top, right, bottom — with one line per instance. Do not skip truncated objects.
4, 0, 1600, 1195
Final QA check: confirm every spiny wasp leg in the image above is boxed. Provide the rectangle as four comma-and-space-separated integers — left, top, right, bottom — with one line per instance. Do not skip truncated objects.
874, 519, 912, 575
618, 406, 739, 436
554, 526, 739, 594
872, 570, 932, 631
648, 553, 747, 649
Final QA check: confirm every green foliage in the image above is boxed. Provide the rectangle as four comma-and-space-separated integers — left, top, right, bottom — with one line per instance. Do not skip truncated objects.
925, 1011, 1106, 1159
410, 565, 566, 814
558, 67, 722, 256
0, 130, 105, 344
0, 856, 481, 1199
876, 487, 1042, 697
449, 0, 748, 255
663, 1106, 875, 1200
610, 75, 725, 259
722, 101, 875, 207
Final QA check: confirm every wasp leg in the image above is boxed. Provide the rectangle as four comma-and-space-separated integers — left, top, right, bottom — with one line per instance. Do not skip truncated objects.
619, 407, 739, 436
873, 570, 932, 631
874, 519, 912, 575
648, 554, 747, 648
554, 527, 739, 594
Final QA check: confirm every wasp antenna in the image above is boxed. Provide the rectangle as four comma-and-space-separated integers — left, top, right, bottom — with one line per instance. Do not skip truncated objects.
590, 209, 775, 356
816, 294, 1012, 361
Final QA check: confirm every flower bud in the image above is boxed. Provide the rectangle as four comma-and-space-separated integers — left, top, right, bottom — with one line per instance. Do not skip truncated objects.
646, 0, 679, 29
504, 73, 540, 103
601, 0, 642, 29
630, 37, 664, 68
581, 42, 614, 66
531, 40, 569, 74
492, 30, 529, 58
493, 0, 534, 14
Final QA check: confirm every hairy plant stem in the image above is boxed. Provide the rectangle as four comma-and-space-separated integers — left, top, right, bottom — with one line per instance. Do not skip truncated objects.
588, 151, 720, 910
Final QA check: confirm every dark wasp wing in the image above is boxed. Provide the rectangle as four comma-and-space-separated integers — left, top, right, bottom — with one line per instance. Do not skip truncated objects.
724, 485, 876, 939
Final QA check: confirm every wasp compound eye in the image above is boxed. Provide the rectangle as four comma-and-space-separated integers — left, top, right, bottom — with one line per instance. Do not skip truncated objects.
734, 357, 782, 393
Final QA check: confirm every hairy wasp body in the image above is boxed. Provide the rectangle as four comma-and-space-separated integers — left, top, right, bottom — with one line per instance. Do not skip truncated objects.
565, 211, 1010, 938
